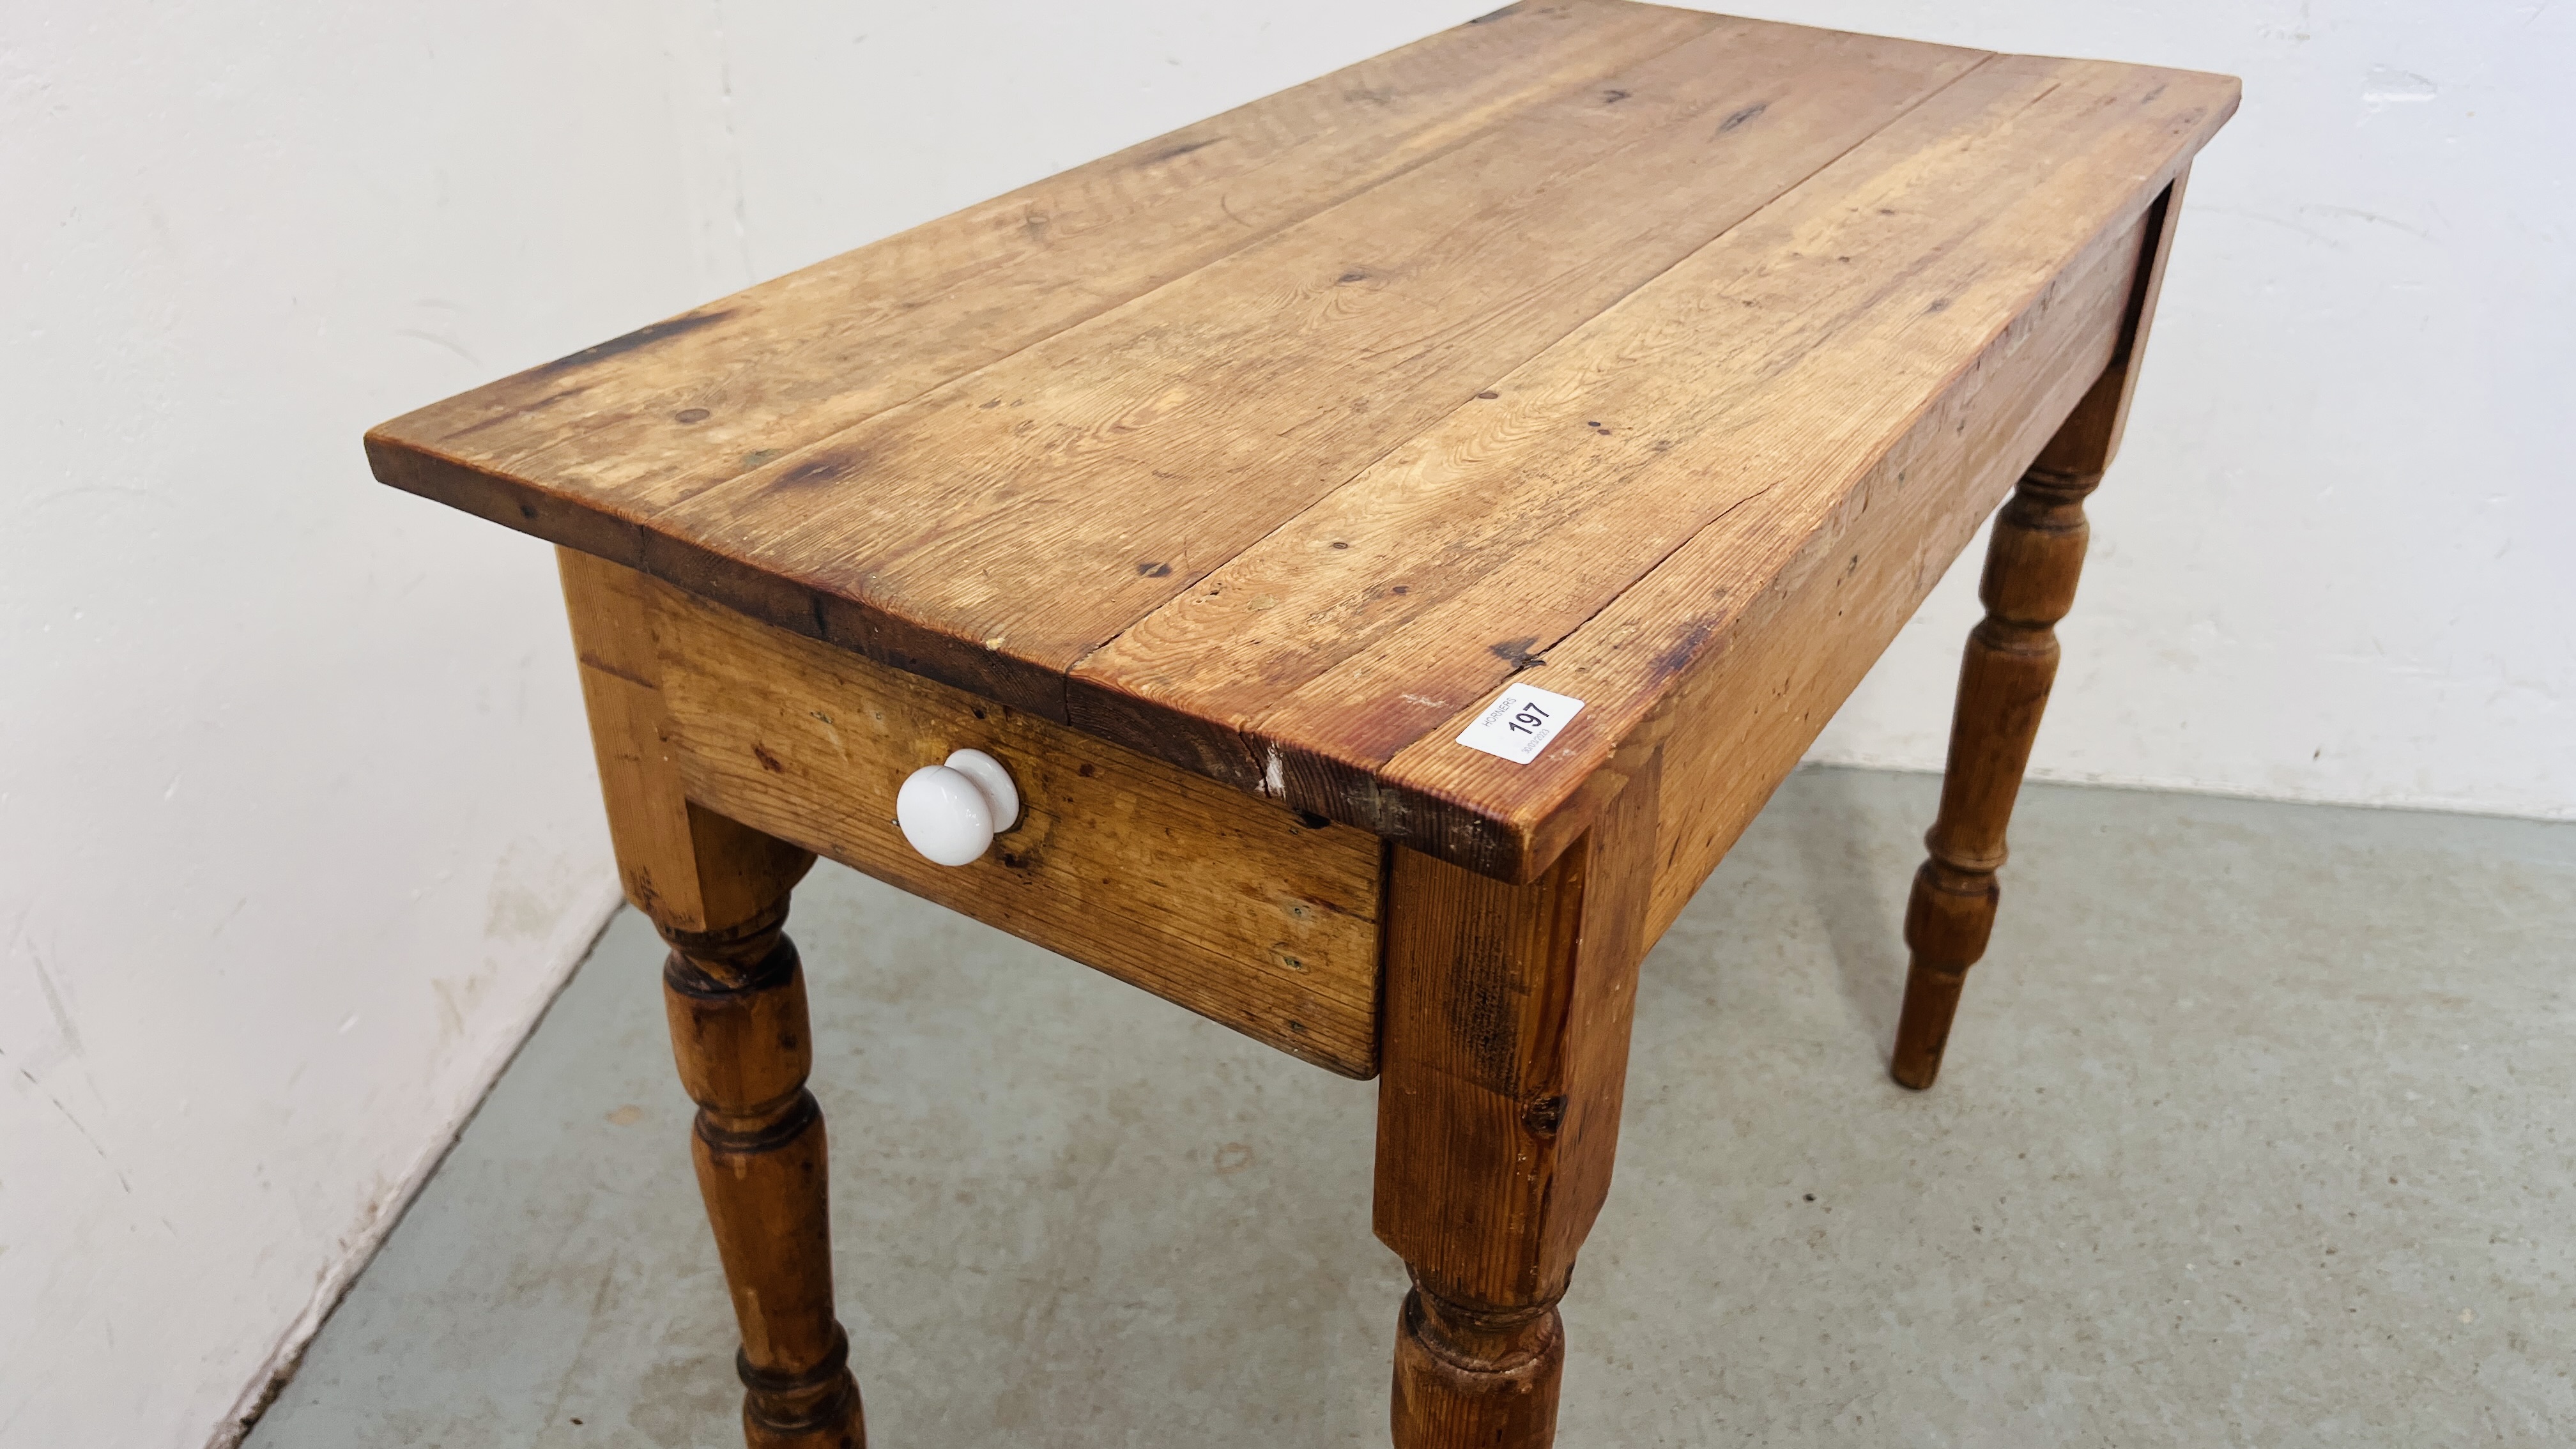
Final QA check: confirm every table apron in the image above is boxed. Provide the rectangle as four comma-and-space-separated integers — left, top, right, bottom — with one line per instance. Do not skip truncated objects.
629, 574, 1389, 1078
1636, 199, 2157, 942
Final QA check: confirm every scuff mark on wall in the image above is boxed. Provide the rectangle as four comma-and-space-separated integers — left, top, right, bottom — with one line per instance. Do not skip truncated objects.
2361, 63, 2439, 107
29, 948, 84, 1056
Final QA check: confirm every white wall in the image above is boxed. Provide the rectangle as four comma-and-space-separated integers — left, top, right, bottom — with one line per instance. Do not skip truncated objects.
1791, 0, 2576, 819
0, 4, 1519, 1447
2, 7, 661, 1445
2, 2, 2566, 1446
680, 0, 2576, 820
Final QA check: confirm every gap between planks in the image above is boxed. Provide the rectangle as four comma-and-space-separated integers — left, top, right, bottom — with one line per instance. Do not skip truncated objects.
1052, 53, 2005, 783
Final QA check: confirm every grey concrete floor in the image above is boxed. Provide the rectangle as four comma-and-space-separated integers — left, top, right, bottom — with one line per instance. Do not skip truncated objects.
246, 769, 2576, 1447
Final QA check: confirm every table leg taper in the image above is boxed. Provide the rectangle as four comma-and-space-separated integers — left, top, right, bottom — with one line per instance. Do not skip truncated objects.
1891, 461, 2097, 1090
1890, 171, 2190, 1091
661, 904, 865, 1448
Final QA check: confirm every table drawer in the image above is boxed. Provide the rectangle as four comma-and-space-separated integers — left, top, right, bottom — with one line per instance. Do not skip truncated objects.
632, 574, 1384, 1077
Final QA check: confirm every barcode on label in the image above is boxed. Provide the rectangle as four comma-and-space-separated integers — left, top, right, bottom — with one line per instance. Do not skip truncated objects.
1454, 683, 1586, 764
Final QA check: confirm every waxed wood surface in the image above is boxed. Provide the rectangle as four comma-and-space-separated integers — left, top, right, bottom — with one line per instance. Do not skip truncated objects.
1374, 749, 1660, 1307
639, 569, 1386, 1078
663, 924, 868, 1446
375, 3, 2237, 885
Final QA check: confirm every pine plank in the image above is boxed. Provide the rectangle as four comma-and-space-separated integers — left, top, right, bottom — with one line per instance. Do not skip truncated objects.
1358, 59, 2237, 878
1065, 35, 2002, 779
637, 18, 1984, 719
365, 0, 1722, 561
371, 5, 2238, 887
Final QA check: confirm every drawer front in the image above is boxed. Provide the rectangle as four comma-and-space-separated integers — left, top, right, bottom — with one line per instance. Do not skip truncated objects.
648, 581, 1384, 1077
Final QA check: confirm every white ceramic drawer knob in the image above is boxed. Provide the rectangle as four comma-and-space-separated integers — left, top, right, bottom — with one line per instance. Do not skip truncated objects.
896, 748, 1020, 866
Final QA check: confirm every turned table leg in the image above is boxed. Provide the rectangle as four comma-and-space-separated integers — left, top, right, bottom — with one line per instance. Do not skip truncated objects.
663, 898, 864, 1447
1889, 461, 2095, 1090
1889, 172, 2191, 1091
557, 548, 866, 1447
1375, 752, 1660, 1447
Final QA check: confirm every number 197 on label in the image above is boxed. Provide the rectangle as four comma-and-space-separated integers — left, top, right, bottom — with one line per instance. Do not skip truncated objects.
1455, 682, 1586, 765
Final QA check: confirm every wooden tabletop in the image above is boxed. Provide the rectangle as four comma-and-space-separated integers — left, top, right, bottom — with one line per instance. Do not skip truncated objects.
369, 0, 2235, 881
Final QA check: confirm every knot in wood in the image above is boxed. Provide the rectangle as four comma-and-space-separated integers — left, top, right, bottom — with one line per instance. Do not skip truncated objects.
1521, 1094, 1568, 1137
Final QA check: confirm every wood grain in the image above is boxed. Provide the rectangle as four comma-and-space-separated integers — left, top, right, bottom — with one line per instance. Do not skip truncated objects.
1375, 746, 1660, 1446
642, 572, 1386, 1077
661, 908, 866, 1448
1889, 171, 2192, 1089
560, 549, 815, 932
640, 17, 1985, 720
1066, 27, 1987, 775
369, 1, 1722, 564
1354, 57, 2235, 881
1617, 203, 2163, 940
565, 550, 862, 1448
380, 6, 2239, 890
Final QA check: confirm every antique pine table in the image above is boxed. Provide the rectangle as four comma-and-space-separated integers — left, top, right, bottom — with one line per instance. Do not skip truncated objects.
369, 4, 2235, 1443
